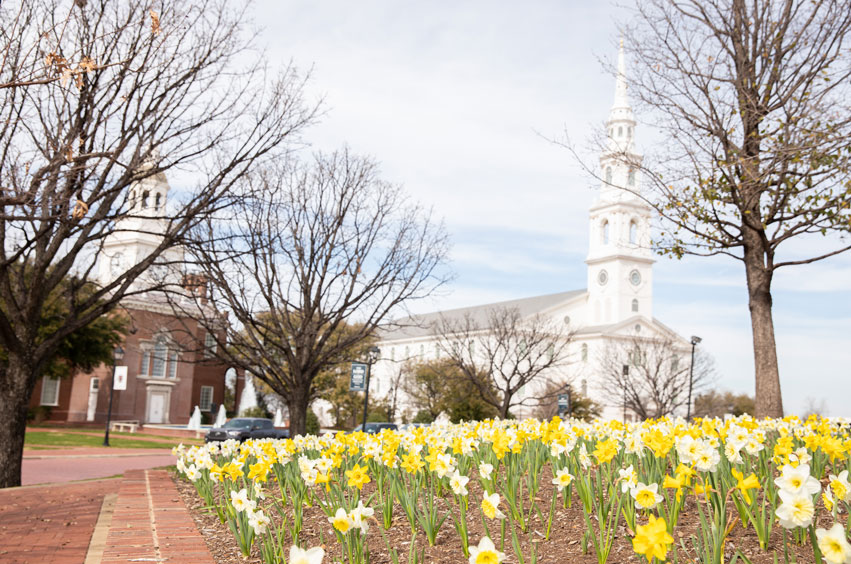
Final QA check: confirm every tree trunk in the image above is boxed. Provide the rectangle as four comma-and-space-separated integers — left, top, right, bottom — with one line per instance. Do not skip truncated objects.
0, 358, 37, 488
288, 383, 310, 436
743, 243, 784, 418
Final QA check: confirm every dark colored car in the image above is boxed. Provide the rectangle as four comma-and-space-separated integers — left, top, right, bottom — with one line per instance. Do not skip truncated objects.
204, 417, 290, 443
351, 422, 398, 434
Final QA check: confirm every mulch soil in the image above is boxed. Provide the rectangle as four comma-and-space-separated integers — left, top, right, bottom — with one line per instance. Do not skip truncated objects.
173, 467, 827, 564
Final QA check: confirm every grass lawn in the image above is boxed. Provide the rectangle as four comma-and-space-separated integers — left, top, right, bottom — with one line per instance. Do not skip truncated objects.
24, 430, 187, 449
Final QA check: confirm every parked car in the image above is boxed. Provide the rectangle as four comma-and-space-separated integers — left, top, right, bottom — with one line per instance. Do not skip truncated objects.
204, 417, 290, 443
399, 423, 430, 432
350, 422, 398, 434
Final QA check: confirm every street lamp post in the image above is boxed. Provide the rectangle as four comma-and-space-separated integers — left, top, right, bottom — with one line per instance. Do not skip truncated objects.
103, 346, 125, 447
361, 346, 381, 431
622, 364, 629, 424
686, 335, 702, 421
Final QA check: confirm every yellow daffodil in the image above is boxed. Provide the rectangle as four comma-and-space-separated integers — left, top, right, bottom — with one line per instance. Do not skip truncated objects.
632, 515, 674, 563
345, 463, 370, 490
731, 468, 760, 504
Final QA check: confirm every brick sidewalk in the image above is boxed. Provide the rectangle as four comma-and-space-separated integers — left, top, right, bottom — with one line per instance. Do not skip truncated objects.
0, 478, 119, 564
102, 468, 215, 563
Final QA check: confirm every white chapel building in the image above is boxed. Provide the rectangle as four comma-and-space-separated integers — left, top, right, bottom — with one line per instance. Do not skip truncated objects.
368, 44, 691, 421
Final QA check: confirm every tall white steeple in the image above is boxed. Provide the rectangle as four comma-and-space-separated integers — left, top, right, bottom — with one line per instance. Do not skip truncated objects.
585, 41, 654, 325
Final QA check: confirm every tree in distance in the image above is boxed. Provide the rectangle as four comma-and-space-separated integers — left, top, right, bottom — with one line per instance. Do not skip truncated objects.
434, 307, 574, 419
0, 0, 317, 487
178, 151, 450, 436
598, 334, 715, 420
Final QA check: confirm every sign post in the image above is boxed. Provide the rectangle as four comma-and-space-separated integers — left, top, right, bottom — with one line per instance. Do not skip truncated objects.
103, 346, 125, 447
350, 347, 380, 431
557, 393, 570, 417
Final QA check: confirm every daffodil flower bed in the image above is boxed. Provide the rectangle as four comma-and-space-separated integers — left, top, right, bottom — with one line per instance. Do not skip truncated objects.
174, 415, 851, 564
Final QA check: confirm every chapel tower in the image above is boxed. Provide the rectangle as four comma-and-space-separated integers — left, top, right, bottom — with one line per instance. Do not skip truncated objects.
585, 41, 654, 325
96, 157, 184, 289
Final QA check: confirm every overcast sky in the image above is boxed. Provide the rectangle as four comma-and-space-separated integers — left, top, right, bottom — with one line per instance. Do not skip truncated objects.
253, 0, 851, 417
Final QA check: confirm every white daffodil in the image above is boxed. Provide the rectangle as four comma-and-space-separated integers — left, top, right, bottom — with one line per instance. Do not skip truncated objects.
329, 507, 353, 534
289, 545, 325, 564
481, 492, 505, 520
816, 522, 851, 564
468, 536, 506, 564
450, 470, 470, 496
349, 501, 374, 533
478, 462, 494, 480
434, 453, 455, 478
775, 489, 815, 529
552, 468, 575, 492
184, 463, 200, 482
230, 488, 256, 513
631, 482, 664, 510
248, 508, 271, 535
618, 465, 638, 493
775, 464, 821, 496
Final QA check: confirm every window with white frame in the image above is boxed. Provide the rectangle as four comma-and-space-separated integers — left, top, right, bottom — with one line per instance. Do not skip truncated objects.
200, 386, 214, 411
40, 376, 60, 406
168, 351, 178, 378
152, 337, 167, 378
140, 351, 150, 375
204, 332, 217, 358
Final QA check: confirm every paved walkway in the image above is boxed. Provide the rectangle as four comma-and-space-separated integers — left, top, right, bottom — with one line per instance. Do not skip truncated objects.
101, 469, 215, 563
0, 478, 120, 564
22, 448, 175, 485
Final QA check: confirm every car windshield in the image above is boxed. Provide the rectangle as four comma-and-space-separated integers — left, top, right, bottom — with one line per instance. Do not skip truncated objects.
223, 419, 253, 429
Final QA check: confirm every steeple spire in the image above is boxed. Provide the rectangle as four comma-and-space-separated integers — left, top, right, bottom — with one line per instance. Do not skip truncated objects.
612, 38, 629, 111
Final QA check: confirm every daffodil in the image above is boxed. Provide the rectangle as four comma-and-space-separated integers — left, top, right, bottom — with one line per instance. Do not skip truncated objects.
289, 545, 325, 564
329, 507, 353, 534
450, 470, 470, 496
775, 464, 820, 495
816, 522, 851, 564
775, 489, 815, 529
230, 488, 256, 513
829, 470, 851, 503
552, 468, 574, 491
345, 463, 371, 490
731, 468, 760, 504
631, 482, 663, 510
468, 536, 505, 564
632, 515, 674, 562
481, 492, 505, 520
478, 462, 494, 480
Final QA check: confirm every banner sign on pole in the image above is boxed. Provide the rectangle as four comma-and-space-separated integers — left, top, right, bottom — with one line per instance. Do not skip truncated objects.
113, 366, 128, 391
349, 362, 367, 392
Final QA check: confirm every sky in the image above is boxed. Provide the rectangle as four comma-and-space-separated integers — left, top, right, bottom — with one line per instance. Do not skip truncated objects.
253, 0, 851, 417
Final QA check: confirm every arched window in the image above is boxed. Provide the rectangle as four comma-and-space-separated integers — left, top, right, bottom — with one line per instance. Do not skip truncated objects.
390, 348, 395, 361
602, 220, 609, 244
671, 356, 680, 373
152, 336, 168, 378
419, 344, 424, 359
141, 191, 149, 208
618, 126, 623, 137
581, 378, 587, 396
581, 343, 588, 362
605, 167, 612, 185
628, 169, 636, 186
629, 220, 638, 244
631, 298, 639, 312
155, 193, 161, 209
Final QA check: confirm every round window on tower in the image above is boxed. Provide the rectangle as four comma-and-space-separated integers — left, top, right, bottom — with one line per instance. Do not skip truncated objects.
598, 269, 609, 286
630, 270, 642, 286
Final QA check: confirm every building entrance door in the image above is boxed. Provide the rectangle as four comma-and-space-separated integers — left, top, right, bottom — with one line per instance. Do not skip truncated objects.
148, 392, 166, 424
86, 378, 99, 421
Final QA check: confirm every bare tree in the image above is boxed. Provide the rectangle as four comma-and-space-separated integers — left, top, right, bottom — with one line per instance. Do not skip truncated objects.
597, 335, 715, 420
175, 152, 450, 435
435, 307, 574, 419
0, 0, 317, 487
609, 0, 851, 417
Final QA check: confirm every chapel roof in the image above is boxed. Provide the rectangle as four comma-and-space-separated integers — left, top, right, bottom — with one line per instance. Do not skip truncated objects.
378, 288, 587, 342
